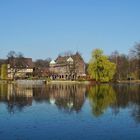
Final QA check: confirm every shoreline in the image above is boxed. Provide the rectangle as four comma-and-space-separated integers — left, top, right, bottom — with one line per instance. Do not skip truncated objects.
47, 80, 91, 85
1, 79, 140, 85
0, 79, 92, 85
117, 80, 140, 84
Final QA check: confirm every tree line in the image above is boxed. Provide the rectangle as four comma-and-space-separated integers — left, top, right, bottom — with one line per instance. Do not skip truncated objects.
109, 42, 140, 81
88, 42, 140, 82
1, 42, 140, 81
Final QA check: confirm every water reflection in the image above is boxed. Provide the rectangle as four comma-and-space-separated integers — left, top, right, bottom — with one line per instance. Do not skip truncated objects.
113, 84, 140, 123
1, 83, 140, 122
0, 84, 32, 113
88, 85, 116, 117
87, 84, 140, 122
33, 84, 86, 113
0, 84, 87, 113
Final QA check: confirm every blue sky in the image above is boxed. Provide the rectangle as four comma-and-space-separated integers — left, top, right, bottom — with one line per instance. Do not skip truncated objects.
0, 0, 140, 62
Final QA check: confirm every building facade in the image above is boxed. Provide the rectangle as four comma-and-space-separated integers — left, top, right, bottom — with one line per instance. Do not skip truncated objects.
49, 52, 86, 80
7, 58, 33, 79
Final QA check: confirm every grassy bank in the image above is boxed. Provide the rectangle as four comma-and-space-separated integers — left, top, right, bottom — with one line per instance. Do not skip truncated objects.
47, 80, 91, 85
117, 80, 140, 84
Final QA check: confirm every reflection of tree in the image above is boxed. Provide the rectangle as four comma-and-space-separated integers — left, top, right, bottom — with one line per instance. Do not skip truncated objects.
113, 85, 140, 108
7, 95, 32, 114
0, 84, 8, 100
131, 104, 140, 123
110, 84, 140, 123
0, 84, 32, 114
2, 82, 140, 122
88, 85, 116, 117
7, 51, 27, 80
0, 84, 86, 114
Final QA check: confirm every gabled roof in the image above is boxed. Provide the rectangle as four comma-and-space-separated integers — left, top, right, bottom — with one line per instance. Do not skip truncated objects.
55, 52, 84, 64
9, 58, 33, 68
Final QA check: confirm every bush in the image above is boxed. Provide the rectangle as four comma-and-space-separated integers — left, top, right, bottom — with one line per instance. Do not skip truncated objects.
1, 64, 7, 80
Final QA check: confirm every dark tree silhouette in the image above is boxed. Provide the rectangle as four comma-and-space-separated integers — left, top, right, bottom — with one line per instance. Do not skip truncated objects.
7, 51, 26, 80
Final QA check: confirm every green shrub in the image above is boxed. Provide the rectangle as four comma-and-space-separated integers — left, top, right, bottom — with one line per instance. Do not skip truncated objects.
1, 64, 7, 80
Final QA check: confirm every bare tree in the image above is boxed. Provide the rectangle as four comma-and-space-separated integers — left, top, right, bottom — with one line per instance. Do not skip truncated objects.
59, 51, 73, 57
7, 51, 26, 80
130, 42, 140, 79
33, 58, 51, 78
109, 51, 129, 80
34, 58, 51, 68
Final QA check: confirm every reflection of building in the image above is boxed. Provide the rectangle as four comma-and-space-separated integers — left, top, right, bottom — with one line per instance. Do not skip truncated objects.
0, 84, 33, 113
0, 83, 87, 113
49, 52, 86, 80
46, 84, 86, 112
32, 84, 86, 112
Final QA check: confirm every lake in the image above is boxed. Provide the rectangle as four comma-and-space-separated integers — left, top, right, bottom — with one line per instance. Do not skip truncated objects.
0, 83, 140, 140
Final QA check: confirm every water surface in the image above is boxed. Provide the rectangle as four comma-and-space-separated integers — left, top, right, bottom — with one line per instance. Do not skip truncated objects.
0, 83, 140, 140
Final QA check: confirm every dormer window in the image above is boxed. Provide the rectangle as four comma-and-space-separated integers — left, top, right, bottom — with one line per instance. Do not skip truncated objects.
67, 57, 73, 64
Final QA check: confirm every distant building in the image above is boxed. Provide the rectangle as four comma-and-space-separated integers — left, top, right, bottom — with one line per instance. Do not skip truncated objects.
7, 58, 34, 79
49, 52, 86, 80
